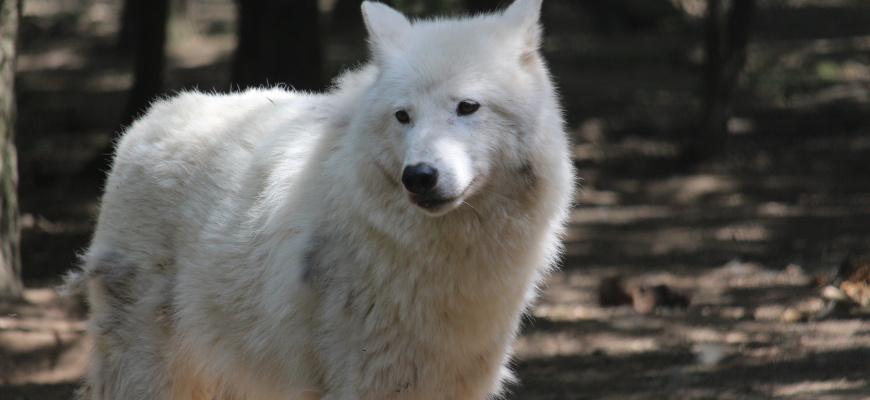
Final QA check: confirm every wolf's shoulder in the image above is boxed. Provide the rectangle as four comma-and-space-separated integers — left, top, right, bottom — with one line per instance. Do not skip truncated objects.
129, 87, 309, 137
114, 88, 318, 158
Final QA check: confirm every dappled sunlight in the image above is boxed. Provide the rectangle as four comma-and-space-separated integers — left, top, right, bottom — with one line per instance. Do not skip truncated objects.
0, 329, 90, 384
0, 289, 89, 385
570, 205, 674, 226
699, 261, 811, 290
516, 329, 661, 359
774, 379, 868, 397
18, 47, 88, 71
546, 121, 870, 396
166, 36, 236, 69
646, 175, 739, 203
520, 246, 870, 396
573, 137, 681, 164
714, 223, 770, 242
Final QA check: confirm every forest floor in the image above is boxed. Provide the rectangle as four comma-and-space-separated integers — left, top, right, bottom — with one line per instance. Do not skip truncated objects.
4, 0, 870, 399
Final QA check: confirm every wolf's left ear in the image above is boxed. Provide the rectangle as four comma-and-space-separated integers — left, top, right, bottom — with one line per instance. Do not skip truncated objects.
502, 0, 543, 61
361, 1, 412, 57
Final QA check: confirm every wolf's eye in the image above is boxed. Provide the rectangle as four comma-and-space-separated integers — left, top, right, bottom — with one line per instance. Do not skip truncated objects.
395, 109, 410, 124
457, 100, 480, 116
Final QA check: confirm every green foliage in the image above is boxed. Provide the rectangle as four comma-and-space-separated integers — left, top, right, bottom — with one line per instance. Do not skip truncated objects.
747, 44, 870, 103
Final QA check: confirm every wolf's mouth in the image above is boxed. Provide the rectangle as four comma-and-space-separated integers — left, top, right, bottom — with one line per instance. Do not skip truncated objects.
410, 195, 455, 210
406, 174, 481, 215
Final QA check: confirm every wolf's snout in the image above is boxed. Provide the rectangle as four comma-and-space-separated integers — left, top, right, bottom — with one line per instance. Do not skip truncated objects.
402, 163, 439, 194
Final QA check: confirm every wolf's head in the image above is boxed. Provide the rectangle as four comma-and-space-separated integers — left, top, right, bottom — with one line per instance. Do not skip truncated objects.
355, 0, 563, 217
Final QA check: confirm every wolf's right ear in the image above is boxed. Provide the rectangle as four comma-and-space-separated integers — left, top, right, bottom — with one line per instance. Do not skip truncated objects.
502, 0, 543, 62
361, 2, 411, 57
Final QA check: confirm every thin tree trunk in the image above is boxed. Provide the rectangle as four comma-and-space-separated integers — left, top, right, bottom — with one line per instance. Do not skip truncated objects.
125, 0, 170, 125
0, 0, 23, 300
694, 0, 755, 160
330, 0, 364, 33
117, 0, 141, 54
232, 0, 323, 91
464, 0, 504, 13
87, 0, 170, 177
697, 0, 726, 158
724, 0, 754, 85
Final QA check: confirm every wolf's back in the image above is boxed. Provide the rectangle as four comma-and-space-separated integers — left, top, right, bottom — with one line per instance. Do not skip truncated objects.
75, 88, 319, 292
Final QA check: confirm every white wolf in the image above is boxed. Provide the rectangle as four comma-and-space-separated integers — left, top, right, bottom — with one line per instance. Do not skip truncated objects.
64, 0, 574, 398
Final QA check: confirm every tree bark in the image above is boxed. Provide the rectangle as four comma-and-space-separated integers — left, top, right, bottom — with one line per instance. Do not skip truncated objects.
125, 0, 170, 126
694, 0, 755, 161
331, 0, 364, 32
0, 0, 23, 300
464, 0, 504, 13
697, 0, 726, 158
116, 0, 141, 54
232, 0, 323, 91
86, 0, 170, 177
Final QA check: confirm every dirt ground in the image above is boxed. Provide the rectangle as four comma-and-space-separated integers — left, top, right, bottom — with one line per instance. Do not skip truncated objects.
4, 0, 870, 399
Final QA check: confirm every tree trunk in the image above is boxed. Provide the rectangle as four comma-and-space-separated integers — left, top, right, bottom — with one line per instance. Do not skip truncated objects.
697, 0, 726, 158
694, 0, 755, 161
86, 0, 170, 177
724, 0, 754, 84
0, 0, 23, 300
232, 0, 323, 91
330, 0, 364, 33
464, 0, 504, 13
125, 0, 170, 126
116, 0, 141, 54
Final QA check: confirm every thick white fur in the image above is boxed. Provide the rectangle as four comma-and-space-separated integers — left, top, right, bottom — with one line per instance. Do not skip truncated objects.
65, 0, 574, 398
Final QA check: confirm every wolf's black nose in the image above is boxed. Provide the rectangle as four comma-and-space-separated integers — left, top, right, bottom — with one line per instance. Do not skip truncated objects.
402, 163, 439, 194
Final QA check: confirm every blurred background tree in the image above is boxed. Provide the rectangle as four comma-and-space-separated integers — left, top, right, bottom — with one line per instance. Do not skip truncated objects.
696, 0, 755, 161
0, 0, 22, 300
232, 0, 322, 91
87, 0, 170, 175
463, 0, 502, 13
574, 0, 681, 33
123, 0, 170, 127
